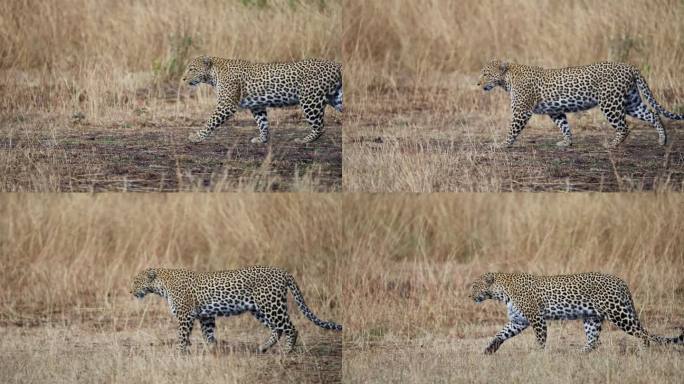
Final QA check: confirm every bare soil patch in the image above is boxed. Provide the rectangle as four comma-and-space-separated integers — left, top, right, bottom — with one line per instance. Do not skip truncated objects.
1, 113, 342, 192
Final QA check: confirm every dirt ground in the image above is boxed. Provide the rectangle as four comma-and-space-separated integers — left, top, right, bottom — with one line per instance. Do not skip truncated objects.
0, 110, 342, 192
343, 93, 684, 192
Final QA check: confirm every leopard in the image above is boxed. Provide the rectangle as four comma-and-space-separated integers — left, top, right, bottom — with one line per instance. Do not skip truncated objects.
181, 56, 343, 144
477, 60, 684, 149
469, 272, 684, 354
130, 266, 342, 353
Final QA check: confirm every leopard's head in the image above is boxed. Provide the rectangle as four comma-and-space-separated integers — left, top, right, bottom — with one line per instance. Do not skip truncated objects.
477, 60, 509, 91
182, 56, 214, 86
468, 272, 500, 303
130, 268, 159, 299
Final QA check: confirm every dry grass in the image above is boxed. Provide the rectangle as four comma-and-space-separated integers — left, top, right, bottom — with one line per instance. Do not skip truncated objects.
342, 193, 684, 383
1, 0, 340, 115
343, 0, 684, 192
345, 338, 683, 384
2, 326, 342, 384
0, 0, 342, 191
0, 194, 342, 383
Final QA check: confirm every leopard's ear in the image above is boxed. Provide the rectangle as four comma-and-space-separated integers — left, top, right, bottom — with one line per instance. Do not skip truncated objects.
146, 268, 157, 281
202, 55, 212, 67
499, 60, 509, 73
483, 272, 496, 285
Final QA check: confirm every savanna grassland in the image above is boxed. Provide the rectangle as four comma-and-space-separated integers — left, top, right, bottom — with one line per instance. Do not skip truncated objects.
0, 194, 343, 383
0, 0, 342, 192
343, 0, 684, 192
342, 194, 684, 383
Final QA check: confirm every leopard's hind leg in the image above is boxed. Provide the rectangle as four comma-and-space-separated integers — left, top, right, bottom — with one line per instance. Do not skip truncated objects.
581, 317, 603, 352
295, 91, 325, 144
624, 86, 667, 146
251, 288, 297, 353
602, 296, 650, 346
251, 308, 281, 353
250, 107, 270, 144
549, 113, 572, 147
200, 316, 217, 344
599, 103, 629, 149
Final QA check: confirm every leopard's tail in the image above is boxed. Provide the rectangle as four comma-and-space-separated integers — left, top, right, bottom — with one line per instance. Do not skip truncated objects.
327, 82, 343, 113
626, 290, 684, 346
635, 70, 684, 120
326, 62, 343, 113
287, 274, 342, 331
647, 328, 684, 345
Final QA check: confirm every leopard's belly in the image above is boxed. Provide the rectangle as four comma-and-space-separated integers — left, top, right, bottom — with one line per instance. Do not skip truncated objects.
532, 97, 598, 114
239, 88, 300, 109
196, 296, 256, 317
508, 298, 601, 322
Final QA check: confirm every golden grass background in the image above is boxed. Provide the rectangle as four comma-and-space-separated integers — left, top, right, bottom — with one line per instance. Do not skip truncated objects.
1, 0, 341, 116
342, 193, 684, 382
343, 0, 683, 96
0, 193, 341, 316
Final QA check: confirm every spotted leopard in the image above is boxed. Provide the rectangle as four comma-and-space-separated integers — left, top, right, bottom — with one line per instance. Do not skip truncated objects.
469, 272, 684, 354
130, 266, 342, 353
477, 60, 683, 148
182, 56, 342, 144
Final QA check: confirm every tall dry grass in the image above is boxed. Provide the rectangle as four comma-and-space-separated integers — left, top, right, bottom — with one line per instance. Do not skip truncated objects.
0, 0, 341, 117
343, 0, 684, 98
343, 193, 684, 339
0, 194, 342, 318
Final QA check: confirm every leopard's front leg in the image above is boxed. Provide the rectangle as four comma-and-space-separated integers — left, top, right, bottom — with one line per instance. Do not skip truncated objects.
497, 91, 534, 148
176, 313, 195, 353
499, 107, 532, 148
188, 99, 238, 143
485, 320, 529, 354
530, 315, 548, 350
